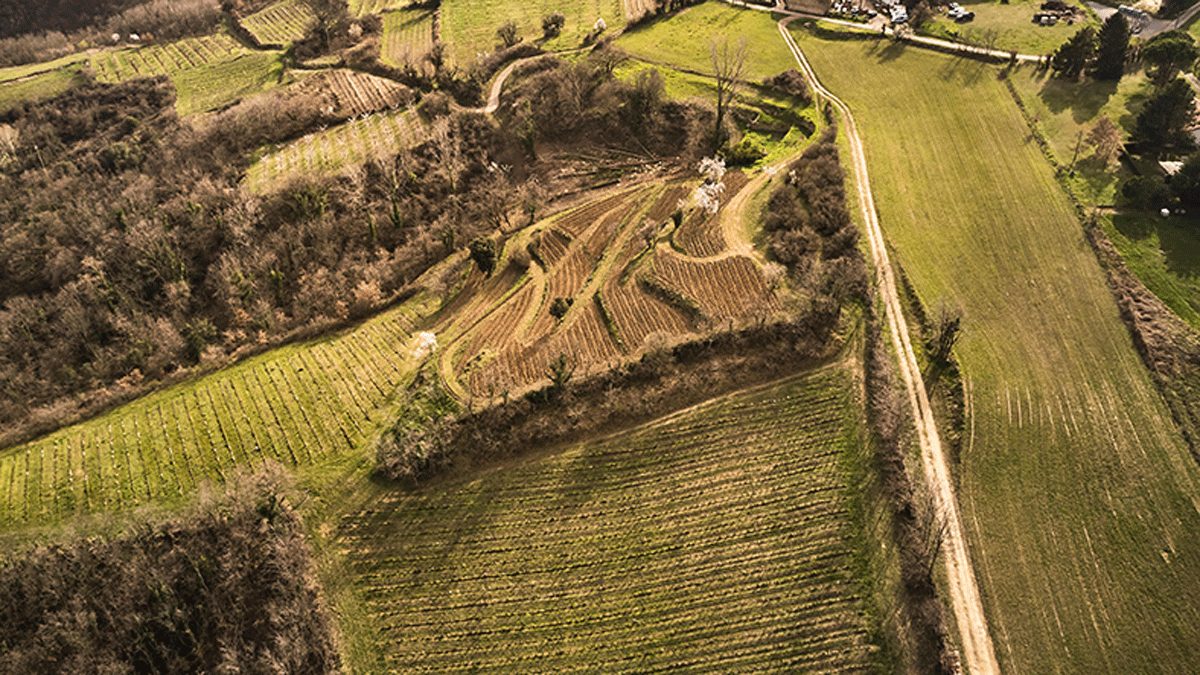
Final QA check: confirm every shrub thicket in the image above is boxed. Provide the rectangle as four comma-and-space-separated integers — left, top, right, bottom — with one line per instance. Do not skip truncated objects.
764, 128, 868, 308
0, 470, 340, 673
499, 51, 713, 160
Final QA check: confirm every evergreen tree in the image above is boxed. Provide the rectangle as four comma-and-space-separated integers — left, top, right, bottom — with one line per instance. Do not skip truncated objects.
1134, 79, 1197, 153
1092, 13, 1130, 81
1170, 154, 1200, 208
1051, 27, 1096, 80
1142, 31, 1199, 88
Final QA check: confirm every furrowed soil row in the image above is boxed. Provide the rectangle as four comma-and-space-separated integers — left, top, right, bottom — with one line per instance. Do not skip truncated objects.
243, 0, 317, 46
652, 252, 776, 318
382, 9, 435, 70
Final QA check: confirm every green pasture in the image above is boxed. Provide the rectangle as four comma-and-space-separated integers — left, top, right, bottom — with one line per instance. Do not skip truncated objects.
794, 23, 1200, 673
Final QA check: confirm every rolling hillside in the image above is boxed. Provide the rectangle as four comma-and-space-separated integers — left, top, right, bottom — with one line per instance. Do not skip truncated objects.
335, 366, 888, 671
794, 24, 1200, 673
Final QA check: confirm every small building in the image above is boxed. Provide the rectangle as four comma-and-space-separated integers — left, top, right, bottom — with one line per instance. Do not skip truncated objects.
1159, 160, 1184, 177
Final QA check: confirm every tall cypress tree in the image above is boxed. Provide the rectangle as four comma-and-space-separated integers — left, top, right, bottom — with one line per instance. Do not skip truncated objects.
1092, 13, 1131, 81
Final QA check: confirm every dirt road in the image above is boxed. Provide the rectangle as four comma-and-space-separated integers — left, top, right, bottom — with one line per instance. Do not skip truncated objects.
776, 17, 1001, 675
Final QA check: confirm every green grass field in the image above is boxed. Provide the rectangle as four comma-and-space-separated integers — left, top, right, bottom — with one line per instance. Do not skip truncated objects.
0, 67, 84, 112
794, 24, 1200, 673
0, 51, 91, 84
616, 2, 797, 82
922, 0, 1097, 55
333, 366, 887, 671
441, 0, 625, 66
1104, 212, 1200, 330
241, 0, 317, 46
0, 295, 436, 528
244, 108, 424, 191
89, 33, 286, 115
380, 8, 435, 70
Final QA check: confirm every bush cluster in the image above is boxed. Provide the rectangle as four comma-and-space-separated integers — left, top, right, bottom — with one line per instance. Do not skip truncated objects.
0, 470, 340, 673
764, 128, 868, 308
499, 50, 714, 161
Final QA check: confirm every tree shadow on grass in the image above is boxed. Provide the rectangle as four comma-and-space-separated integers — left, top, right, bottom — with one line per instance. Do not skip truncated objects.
1033, 69, 1118, 122
867, 38, 908, 64
1113, 211, 1200, 279
937, 54, 989, 85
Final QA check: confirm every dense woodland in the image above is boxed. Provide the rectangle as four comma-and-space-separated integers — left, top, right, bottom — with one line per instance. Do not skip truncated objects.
0, 471, 340, 672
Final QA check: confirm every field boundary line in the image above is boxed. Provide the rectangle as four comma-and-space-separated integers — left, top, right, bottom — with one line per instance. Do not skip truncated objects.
776, 16, 1000, 675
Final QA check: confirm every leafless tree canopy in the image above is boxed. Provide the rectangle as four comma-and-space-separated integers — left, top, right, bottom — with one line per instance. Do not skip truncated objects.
710, 36, 748, 150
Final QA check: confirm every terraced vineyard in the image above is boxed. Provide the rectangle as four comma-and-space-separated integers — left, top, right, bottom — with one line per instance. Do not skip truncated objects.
241, 0, 318, 47
441, 0, 625, 65
350, 0, 413, 15
294, 69, 411, 117
337, 367, 882, 671
0, 296, 435, 527
381, 9, 435, 70
435, 180, 780, 399
245, 108, 425, 191
89, 33, 285, 115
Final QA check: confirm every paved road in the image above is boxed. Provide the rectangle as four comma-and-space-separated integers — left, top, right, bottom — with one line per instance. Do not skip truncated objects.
723, 0, 1041, 61
1087, 0, 1200, 37
775, 15, 1001, 675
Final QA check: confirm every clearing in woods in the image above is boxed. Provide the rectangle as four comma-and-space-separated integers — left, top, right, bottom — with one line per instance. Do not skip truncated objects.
334, 366, 888, 672
240, 0, 318, 47
290, 68, 411, 118
381, 8, 436, 70
793, 23, 1200, 673
88, 33, 286, 115
439, 0, 625, 66
0, 67, 85, 112
0, 52, 91, 83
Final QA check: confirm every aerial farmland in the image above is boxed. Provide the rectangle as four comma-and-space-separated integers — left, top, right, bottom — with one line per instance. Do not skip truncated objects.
0, 0, 1198, 672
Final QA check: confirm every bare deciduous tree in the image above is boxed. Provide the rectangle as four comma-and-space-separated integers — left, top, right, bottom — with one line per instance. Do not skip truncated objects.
711, 37, 748, 151
1086, 116, 1123, 167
